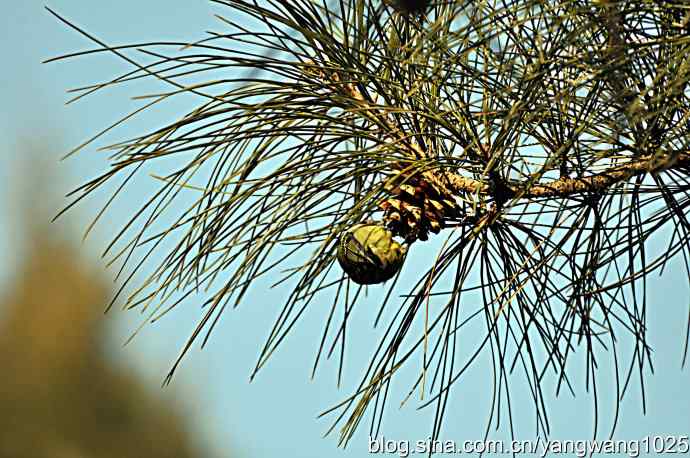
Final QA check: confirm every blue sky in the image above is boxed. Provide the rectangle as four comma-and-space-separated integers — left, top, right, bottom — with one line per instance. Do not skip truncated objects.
1, 2, 688, 457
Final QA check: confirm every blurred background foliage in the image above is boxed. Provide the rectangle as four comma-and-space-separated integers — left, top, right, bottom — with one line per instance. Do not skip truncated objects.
0, 151, 213, 458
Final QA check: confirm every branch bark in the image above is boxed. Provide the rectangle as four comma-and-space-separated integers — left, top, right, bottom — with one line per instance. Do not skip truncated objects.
446, 152, 690, 199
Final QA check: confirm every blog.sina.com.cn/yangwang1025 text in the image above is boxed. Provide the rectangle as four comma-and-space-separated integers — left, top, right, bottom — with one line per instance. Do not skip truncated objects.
368, 435, 690, 456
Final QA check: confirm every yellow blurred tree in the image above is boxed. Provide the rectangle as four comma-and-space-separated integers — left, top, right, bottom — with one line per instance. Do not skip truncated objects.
0, 230, 206, 458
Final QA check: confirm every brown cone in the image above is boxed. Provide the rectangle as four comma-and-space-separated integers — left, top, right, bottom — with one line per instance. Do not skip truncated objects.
380, 172, 461, 242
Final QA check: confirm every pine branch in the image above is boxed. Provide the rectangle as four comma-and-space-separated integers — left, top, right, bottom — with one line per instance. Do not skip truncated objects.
321, 65, 690, 212
49, 0, 690, 449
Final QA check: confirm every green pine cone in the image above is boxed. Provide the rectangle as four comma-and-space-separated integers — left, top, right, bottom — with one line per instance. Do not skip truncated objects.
336, 223, 407, 285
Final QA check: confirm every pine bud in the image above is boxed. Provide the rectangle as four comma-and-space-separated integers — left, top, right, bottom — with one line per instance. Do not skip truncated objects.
336, 223, 407, 285
387, 0, 430, 15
